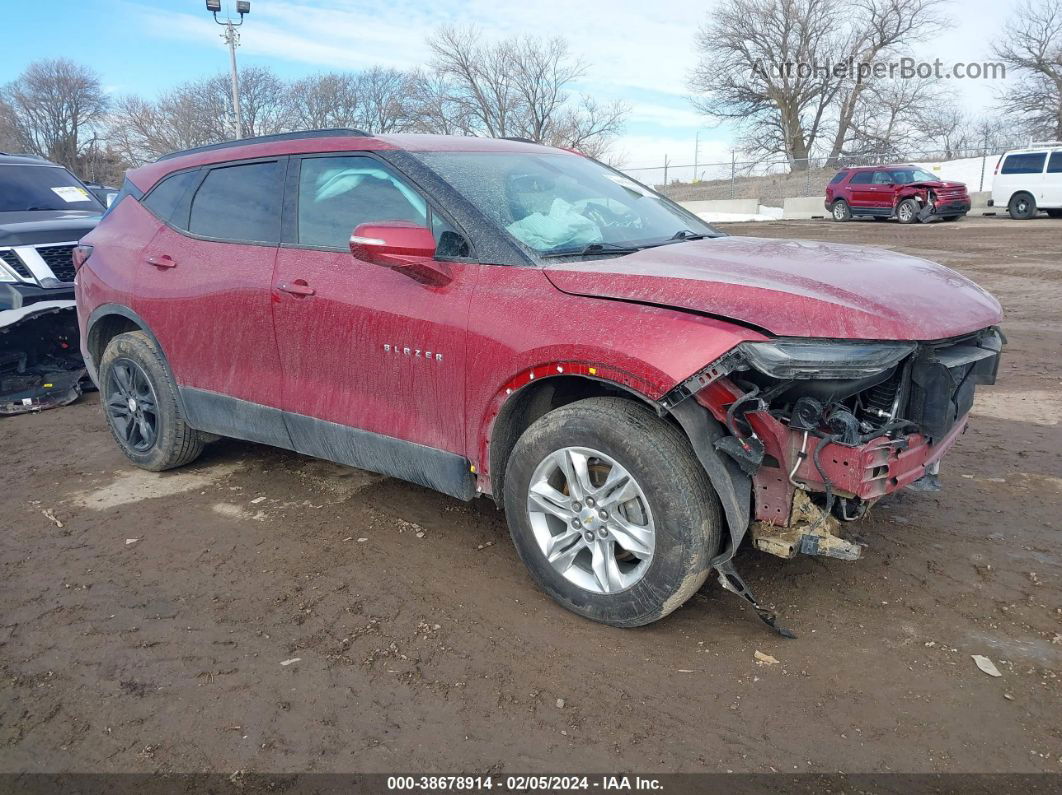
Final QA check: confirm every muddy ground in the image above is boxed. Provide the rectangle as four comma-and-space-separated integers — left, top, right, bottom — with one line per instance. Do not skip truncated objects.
1, 216, 1060, 775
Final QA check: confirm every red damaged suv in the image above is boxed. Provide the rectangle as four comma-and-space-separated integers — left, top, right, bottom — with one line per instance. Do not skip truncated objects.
825, 164, 971, 223
75, 130, 1003, 633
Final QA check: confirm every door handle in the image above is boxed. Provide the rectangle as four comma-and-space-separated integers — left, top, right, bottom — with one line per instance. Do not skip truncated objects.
145, 254, 177, 268
276, 280, 315, 297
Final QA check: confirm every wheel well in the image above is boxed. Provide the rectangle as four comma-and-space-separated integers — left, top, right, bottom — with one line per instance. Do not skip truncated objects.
88, 313, 141, 365
488, 375, 660, 502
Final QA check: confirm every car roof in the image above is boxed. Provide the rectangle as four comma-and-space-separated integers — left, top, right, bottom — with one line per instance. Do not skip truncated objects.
1002, 144, 1062, 154
129, 129, 569, 192
0, 152, 64, 167
845, 164, 920, 171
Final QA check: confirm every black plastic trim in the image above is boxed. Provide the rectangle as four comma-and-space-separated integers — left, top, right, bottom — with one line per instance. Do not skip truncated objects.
156, 128, 370, 162
179, 387, 477, 501
669, 399, 752, 566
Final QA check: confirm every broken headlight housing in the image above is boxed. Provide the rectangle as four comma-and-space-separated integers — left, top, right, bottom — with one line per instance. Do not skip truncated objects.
738, 339, 916, 380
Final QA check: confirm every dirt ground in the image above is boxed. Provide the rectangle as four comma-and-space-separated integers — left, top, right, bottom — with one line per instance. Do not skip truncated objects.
1, 216, 1060, 776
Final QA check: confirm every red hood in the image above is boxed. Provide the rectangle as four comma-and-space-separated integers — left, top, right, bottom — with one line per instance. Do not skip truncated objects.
543, 236, 1002, 340
912, 180, 967, 191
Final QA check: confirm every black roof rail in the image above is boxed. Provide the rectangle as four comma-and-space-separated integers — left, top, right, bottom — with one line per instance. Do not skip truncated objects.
156, 128, 371, 162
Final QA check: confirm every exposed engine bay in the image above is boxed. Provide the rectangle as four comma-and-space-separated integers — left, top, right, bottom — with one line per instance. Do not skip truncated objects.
0, 299, 87, 415
671, 326, 1005, 562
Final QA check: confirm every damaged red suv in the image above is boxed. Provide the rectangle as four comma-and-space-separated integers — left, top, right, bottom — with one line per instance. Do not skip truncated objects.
75, 130, 1003, 633
826, 164, 971, 223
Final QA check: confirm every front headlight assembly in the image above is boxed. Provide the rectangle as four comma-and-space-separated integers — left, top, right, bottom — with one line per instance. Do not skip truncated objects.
737, 339, 916, 380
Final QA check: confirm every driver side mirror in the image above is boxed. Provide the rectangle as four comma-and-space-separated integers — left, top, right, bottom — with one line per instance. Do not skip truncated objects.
349, 220, 451, 286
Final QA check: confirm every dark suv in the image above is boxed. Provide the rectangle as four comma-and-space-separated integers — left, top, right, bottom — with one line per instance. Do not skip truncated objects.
0, 153, 104, 310
825, 165, 971, 223
75, 130, 1003, 632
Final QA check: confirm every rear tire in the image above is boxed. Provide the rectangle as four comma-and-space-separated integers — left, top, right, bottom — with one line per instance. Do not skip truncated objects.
831, 200, 852, 222
99, 331, 205, 471
1008, 192, 1037, 220
502, 397, 722, 627
897, 198, 920, 224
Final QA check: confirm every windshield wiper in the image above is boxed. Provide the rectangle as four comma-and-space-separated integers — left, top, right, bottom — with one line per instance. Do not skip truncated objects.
668, 229, 710, 242
539, 241, 643, 259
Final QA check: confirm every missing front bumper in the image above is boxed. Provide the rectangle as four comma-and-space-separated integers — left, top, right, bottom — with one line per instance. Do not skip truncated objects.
750, 490, 864, 561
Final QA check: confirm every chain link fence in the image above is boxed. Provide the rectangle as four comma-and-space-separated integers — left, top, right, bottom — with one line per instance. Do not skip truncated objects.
622, 144, 1030, 207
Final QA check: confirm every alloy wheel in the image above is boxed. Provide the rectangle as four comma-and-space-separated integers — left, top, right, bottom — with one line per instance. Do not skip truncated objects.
105, 358, 159, 452
898, 203, 913, 222
526, 446, 655, 594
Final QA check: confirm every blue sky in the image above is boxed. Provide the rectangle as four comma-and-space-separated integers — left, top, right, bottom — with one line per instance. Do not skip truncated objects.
2, 0, 1012, 173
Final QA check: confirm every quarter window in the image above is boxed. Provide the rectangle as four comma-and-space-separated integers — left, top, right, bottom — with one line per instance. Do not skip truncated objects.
1047, 152, 1062, 174
143, 169, 199, 226
1000, 153, 1047, 175
296, 155, 428, 249
188, 160, 283, 243
828, 171, 847, 184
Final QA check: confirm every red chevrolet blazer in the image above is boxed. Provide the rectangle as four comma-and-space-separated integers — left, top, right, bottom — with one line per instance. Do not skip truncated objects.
74, 130, 1003, 633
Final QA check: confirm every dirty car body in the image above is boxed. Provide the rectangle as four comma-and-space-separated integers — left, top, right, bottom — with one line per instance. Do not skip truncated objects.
75, 130, 1004, 632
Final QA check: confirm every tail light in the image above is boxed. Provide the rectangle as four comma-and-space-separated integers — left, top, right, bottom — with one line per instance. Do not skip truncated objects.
72, 244, 93, 271
994, 156, 1003, 175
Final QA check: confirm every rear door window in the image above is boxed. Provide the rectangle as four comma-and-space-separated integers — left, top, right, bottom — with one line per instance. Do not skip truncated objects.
849, 171, 873, 184
1047, 152, 1062, 173
188, 160, 284, 243
1001, 153, 1047, 175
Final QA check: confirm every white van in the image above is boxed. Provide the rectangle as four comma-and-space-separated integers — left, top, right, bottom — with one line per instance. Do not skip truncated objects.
990, 143, 1062, 219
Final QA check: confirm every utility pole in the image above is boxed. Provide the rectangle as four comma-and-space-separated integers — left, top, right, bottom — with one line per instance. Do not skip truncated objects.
693, 131, 700, 185
206, 1, 251, 139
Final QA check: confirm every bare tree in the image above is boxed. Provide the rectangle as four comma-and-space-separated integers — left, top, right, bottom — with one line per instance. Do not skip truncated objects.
0, 59, 109, 171
285, 72, 362, 130
691, 0, 838, 167
355, 67, 417, 133
108, 66, 289, 164
407, 70, 474, 135
690, 0, 943, 168
823, 0, 944, 163
913, 100, 973, 158
993, 0, 1062, 141
845, 79, 942, 158
223, 66, 290, 137
427, 26, 626, 155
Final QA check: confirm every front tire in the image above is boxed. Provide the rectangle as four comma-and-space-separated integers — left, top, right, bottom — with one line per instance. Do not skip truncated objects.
99, 331, 205, 471
897, 198, 920, 224
502, 397, 722, 627
831, 200, 852, 222
1009, 192, 1037, 220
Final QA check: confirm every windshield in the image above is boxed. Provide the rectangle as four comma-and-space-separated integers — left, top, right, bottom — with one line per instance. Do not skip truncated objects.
0, 164, 104, 213
887, 168, 939, 184
413, 151, 718, 256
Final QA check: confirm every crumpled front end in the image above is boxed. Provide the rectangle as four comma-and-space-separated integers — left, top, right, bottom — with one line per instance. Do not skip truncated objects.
0, 298, 87, 415
670, 326, 1004, 561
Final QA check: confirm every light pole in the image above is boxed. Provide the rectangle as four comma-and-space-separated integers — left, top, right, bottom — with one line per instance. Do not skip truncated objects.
206, 1, 251, 139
